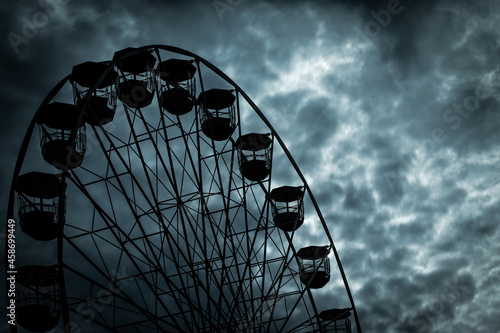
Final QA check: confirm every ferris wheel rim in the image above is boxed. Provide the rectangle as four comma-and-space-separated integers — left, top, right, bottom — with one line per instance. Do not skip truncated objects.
5, 44, 362, 333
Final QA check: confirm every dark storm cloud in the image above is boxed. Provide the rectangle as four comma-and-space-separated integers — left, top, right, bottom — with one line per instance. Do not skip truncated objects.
401, 272, 476, 333
436, 84, 500, 155
295, 97, 338, 145
275, 96, 339, 170
343, 183, 375, 212
375, 160, 406, 203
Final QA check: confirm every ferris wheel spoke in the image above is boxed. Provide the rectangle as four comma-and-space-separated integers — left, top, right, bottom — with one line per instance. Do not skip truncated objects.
155, 192, 247, 327
207, 156, 247, 325
179, 201, 241, 299
65, 172, 198, 330
121, 105, 166, 208
63, 227, 181, 330
69, 157, 217, 331
275, 233, 325, 333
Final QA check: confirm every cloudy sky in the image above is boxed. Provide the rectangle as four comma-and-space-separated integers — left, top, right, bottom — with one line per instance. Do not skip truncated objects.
2, 0, 500, 332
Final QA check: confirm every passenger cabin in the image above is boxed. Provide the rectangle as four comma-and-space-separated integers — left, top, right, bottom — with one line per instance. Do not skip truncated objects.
71, 61, 118, 125
198, 88, 236, 141
15, 172, 64, 241
318, 308, 352, 333
155, 58, 197, 115
38, 102, 86, 170
113, 47, 156, 108
269, 186, 304, 232
297, 245, 330, 289
235, 133, 272, 182
16, 265, 61, 332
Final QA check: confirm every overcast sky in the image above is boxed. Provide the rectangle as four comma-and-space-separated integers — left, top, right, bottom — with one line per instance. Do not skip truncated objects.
1, 0, 500, 332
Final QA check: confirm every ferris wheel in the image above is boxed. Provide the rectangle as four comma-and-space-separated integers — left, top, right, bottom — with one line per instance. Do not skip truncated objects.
5, 45, 362, 333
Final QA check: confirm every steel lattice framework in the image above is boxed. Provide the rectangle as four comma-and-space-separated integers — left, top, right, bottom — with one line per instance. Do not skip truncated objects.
5, 45, 362, 333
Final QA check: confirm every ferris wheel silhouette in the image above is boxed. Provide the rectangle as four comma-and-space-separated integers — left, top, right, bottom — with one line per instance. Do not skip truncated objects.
5, 45, 362, 333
